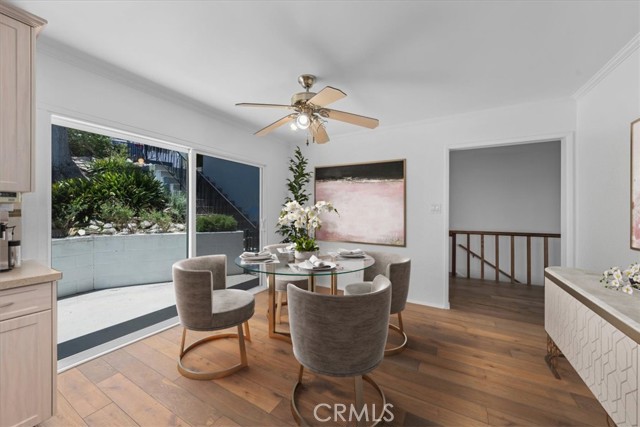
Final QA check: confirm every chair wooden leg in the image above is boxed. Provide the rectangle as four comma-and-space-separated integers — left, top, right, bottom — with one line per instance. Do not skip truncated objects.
238, 324, 248, 367
276, 291, 284, 324
291, 370, 386, 427
243, 321, 251, 342
179, 327, 188, 357
354, 375, 364, 427
291, 364, 306, 426
384, 311, 408, 356
178, 326, 249, 380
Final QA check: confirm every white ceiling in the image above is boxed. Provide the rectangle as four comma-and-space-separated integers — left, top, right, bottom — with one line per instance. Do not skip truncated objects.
12, 0, 640, 142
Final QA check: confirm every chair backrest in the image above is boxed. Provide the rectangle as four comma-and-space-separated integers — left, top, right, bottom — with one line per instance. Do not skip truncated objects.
172, 255, 227, 330
287, 275, 391, 377
263, 243, 290, 252
363, 251, 411, 314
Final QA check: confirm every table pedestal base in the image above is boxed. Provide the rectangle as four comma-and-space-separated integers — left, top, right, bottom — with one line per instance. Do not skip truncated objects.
267, 272, 339, 342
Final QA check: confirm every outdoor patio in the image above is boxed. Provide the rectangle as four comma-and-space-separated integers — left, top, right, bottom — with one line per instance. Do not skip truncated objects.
57, 274, 260, 370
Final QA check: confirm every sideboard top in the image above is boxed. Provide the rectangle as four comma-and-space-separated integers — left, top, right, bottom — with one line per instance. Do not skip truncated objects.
545, 267, 640, 343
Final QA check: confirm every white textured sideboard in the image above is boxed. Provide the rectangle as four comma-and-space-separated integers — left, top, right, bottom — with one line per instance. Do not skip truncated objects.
545, 267, 640, 427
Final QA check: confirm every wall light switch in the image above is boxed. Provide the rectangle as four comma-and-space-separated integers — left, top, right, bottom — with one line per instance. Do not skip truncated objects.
430, 204, 441, 214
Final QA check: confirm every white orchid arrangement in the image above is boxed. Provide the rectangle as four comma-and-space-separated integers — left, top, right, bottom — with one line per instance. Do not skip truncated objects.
601, 263, 640, 295
278, 200, 337, 251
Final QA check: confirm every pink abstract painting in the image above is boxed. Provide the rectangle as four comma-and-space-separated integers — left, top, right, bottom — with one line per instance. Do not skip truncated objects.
315, 160, 405, 246
632, 118, 640, 250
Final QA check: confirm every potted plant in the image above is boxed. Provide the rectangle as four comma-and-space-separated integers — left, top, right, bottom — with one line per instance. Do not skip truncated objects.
278, 200, 337, 260
277, 147, 312, 242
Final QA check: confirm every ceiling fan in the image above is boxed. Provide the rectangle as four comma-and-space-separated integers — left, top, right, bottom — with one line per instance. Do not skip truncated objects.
236, 74, 379, 144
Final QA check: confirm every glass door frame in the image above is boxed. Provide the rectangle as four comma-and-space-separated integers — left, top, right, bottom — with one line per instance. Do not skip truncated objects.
188, 148, 265, 261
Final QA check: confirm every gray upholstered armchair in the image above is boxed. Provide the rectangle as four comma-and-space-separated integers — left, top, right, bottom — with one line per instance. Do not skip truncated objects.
287, 275, 391, 426
263, 243, 308, 324
346, 251, 411, 355
172, 255, 255, 380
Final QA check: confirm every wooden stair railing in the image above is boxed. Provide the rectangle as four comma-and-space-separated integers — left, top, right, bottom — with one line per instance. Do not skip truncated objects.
457, 243, 521, 284
450, 230, 561, 285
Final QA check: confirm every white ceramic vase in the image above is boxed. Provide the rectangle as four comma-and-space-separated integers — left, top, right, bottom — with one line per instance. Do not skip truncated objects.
294, 250, 318, 261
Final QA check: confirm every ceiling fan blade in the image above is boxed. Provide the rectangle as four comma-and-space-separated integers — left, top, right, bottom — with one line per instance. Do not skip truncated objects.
307, 86, 346, 107
311, 120, 330, 144
324, 109, 379, 129
255, 114, 296, 136
236, 103, 295, 110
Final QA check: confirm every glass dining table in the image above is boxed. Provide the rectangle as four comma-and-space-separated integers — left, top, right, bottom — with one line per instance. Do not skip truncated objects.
235, 254, 375, 342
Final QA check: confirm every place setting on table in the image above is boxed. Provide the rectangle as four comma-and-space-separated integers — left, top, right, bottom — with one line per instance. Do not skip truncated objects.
289, 254, 336, 272
234, 199, 377, 341
333, 248, 367, 259
238, 250, 277, 264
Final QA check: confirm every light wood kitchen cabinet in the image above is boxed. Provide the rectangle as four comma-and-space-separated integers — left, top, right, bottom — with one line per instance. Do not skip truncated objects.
0, 4, 46, 193
0, 310, 52, 427
0, 263, 61, 427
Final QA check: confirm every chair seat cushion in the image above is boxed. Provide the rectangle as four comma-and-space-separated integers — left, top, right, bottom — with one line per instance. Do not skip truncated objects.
275, 277, 308, 292
211, 289, 255, 330
344, 283, 373, 295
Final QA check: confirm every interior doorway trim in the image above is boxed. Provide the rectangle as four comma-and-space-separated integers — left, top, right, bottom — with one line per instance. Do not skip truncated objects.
443, 132, 575, 307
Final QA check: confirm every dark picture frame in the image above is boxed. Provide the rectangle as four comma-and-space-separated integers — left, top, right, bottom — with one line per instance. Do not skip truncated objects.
315, 159, 406, 247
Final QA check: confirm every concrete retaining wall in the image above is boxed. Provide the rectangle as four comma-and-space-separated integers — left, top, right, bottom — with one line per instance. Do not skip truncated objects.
53, 231, 244, 298
196, 232, 244, 275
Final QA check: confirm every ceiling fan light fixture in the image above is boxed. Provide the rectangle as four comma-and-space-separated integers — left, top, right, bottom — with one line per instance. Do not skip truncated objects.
236, 74, 378, 142
296, 113, 310, 129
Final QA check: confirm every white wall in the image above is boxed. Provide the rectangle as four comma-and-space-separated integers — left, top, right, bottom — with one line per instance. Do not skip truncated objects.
575, 38, 640, 271
308, 98, 576, 308
450, 141, 561, 232
22, 44, 292, 265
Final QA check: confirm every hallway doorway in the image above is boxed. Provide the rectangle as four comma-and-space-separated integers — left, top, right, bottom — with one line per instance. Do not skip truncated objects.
448, 141, 562, 289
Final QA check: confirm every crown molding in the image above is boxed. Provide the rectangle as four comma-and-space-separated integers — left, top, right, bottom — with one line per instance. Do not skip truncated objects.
36, 38, 234, 123
0, 1, 46, 29
572, 33, 640, 100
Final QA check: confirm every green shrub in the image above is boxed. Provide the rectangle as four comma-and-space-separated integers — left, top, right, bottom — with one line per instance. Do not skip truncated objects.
88, 156, 137, 176
196, 214, 238, 232
165, 191, 187, 223
90, 170, 167, 215
51, 178, 92, 231
140, 210, 174, 231
99, 202, 135, 228
52, 155, 167, 235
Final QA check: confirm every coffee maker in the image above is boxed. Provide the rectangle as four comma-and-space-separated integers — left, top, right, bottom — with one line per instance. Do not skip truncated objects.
0, 221, 9, 272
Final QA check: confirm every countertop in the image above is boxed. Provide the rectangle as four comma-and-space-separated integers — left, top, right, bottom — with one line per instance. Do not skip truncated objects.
545, 266, 640, 343
0, 260, 62, 291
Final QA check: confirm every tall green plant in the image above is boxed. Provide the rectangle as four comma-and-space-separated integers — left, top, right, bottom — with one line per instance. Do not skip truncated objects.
277, 146, 313, 241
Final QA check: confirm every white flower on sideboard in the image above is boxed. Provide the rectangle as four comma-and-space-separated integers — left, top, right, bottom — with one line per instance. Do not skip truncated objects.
601, 263, 640, 295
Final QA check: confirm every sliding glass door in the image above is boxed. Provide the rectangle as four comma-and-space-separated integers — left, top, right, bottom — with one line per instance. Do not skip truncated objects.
51, 121, 188, 362
194, 153, 261, 290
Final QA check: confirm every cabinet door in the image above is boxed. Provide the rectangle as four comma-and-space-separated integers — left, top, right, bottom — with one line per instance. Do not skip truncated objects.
0, 310, 52, 427
0, 13, 31, 192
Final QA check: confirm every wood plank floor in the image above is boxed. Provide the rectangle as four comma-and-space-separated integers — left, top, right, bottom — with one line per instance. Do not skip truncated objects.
43, 278, 608, 427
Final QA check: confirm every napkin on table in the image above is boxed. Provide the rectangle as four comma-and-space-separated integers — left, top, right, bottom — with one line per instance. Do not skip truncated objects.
337, 248, 364, 255
241, 250, 271, 258
299, 255, 330, 270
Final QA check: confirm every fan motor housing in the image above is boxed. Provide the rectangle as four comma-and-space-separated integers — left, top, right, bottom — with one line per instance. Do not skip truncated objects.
291, 92, 316, 106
